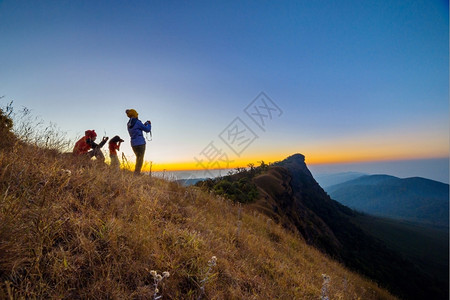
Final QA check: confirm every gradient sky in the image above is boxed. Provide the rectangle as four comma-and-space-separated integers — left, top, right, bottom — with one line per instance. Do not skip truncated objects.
1, 1, 448, 181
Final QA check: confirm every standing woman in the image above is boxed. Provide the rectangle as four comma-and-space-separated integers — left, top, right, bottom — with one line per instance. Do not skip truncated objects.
126, 109, 151, 174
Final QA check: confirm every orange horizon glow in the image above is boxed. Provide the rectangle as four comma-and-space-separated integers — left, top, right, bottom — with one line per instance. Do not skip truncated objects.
114, 115, 449, 173
131, 153, 449, 172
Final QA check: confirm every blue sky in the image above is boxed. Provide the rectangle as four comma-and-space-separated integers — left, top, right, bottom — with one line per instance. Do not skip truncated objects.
0, 0, 448, 181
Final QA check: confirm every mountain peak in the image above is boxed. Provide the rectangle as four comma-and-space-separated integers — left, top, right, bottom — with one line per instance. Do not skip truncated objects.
283, 153, 305, 163
275, 153, 313, 179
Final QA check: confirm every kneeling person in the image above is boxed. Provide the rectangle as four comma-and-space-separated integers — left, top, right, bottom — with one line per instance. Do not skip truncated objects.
73, 130, 108, 162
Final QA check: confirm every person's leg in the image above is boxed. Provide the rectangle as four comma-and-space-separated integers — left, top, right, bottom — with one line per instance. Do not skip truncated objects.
132, 144, 146, 174
92, 147, 105, 162
87, 150, 95, 159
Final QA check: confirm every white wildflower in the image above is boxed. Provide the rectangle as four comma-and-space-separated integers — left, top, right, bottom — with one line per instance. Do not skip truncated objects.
61, 169, 72, 176
208, 256, 217, 267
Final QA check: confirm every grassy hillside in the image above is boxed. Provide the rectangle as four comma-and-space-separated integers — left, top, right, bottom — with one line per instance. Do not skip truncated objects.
0, 112, 395, 298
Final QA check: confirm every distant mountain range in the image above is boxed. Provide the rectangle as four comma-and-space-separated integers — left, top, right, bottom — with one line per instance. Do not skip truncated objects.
196, 154, 449, 299
325, 174, 449, 227
176, 178, 206, 186
313, 171, 367, 188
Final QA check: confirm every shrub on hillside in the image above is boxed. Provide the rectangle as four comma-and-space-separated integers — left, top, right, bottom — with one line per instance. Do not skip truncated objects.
196, 168, 259, 204
0, 101, 16, 149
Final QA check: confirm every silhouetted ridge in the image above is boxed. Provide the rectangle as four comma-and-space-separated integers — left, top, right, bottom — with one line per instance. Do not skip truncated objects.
197, 154, 448, 299
264, 154, 447, 300
275, 153, 313, 177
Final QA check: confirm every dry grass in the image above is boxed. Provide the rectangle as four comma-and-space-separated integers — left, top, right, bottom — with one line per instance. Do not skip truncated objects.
0, 118, 397, 299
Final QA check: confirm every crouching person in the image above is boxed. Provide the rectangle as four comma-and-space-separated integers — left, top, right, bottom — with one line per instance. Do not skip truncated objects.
73, 130, 109, 163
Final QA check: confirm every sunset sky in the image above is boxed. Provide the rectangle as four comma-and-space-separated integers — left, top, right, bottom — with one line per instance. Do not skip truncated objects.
1, 1, 448, 181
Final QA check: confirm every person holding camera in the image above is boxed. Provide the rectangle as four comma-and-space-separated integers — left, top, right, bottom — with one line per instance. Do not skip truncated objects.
108, 135, 124, 170
126, 109, 151, 174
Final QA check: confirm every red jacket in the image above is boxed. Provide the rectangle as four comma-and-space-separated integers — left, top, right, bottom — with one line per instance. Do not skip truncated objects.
73, 137, 92, 155
109, 142, 121, 156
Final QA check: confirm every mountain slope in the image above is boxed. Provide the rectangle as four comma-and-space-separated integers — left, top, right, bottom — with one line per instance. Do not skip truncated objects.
326, 174, 449, 226
353, 215, 449, 285
247, 154, 448, 300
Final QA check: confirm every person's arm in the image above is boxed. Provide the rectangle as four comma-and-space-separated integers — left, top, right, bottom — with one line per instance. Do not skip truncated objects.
86, 138, 99, 149
98, 136, 109, 148
140, 120, 151, 133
